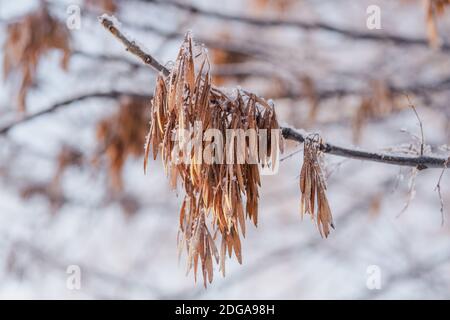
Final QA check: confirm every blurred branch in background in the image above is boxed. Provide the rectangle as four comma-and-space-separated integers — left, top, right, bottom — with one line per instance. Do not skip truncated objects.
0, 91, 150, 135
100, 16, 450, 170
136, 0, 450, 51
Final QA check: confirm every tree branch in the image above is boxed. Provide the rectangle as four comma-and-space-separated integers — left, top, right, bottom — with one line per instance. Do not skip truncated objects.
97, 16, 450, 170
281, 127, 448, 169
0, 91, 149, 135
138, 0, 450, 51
74, 50, 450, 102
99, 16, 170, 76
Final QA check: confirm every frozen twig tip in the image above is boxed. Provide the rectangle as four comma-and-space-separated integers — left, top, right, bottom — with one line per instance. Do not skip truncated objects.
99, 15, 170, 77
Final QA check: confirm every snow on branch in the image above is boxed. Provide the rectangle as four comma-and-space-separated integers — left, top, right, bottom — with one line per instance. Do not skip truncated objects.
100, 16, 450, 170
99, 14, 170, 77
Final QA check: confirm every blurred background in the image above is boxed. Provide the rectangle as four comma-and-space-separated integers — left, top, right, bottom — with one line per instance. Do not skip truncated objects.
0, 0, 450, 299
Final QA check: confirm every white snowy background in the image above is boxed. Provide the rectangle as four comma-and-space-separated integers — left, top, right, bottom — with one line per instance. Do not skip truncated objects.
0, 0, 450, 299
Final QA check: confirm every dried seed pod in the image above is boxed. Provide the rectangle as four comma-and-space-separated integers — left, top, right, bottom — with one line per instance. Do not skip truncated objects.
299, 137, 334, 238
425, 0, 450, 48
144, 32, 282, 286
3, 3, 71, 112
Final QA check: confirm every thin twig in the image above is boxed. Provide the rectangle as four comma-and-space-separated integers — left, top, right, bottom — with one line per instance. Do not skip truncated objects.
281, 127, 448, 169
405, 95, 425, 156
7, 0, 449, 51
280, 147, 303, 162
98, 16, 450, 170
398, 167, 418, 217
435, 157, 449, 225
396, 95, 424, 217
0, 91, 149, 135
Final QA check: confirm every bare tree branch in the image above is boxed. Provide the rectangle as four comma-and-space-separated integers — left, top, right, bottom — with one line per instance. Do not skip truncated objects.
99, 17, 170, 76
6, 0, 447, 51
281, 127, 448, 169
0, 91, 149, 135
137, 0, 450, 51
435, 157, 450, 225
98, 16, 450, 170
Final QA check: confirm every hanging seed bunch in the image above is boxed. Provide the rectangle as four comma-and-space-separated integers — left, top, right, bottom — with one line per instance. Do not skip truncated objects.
144, 33, 282, 287
352, 81, 396, 144
425, 0, 450, 48
300, 136, 334, 238
3, 3, 71, 112
96, 95, 150, 191
210, 31, 249, 85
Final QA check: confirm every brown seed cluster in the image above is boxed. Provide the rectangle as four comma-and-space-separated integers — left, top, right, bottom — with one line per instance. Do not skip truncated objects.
300, 137, 334, 238
210, 31, 249, 85
144, 33, 282, 286
352, 81, 398, 144
251, 0, 297, 14
426, 0, 450, 48
3, 4, 71, 112
97, 95, 150, 191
